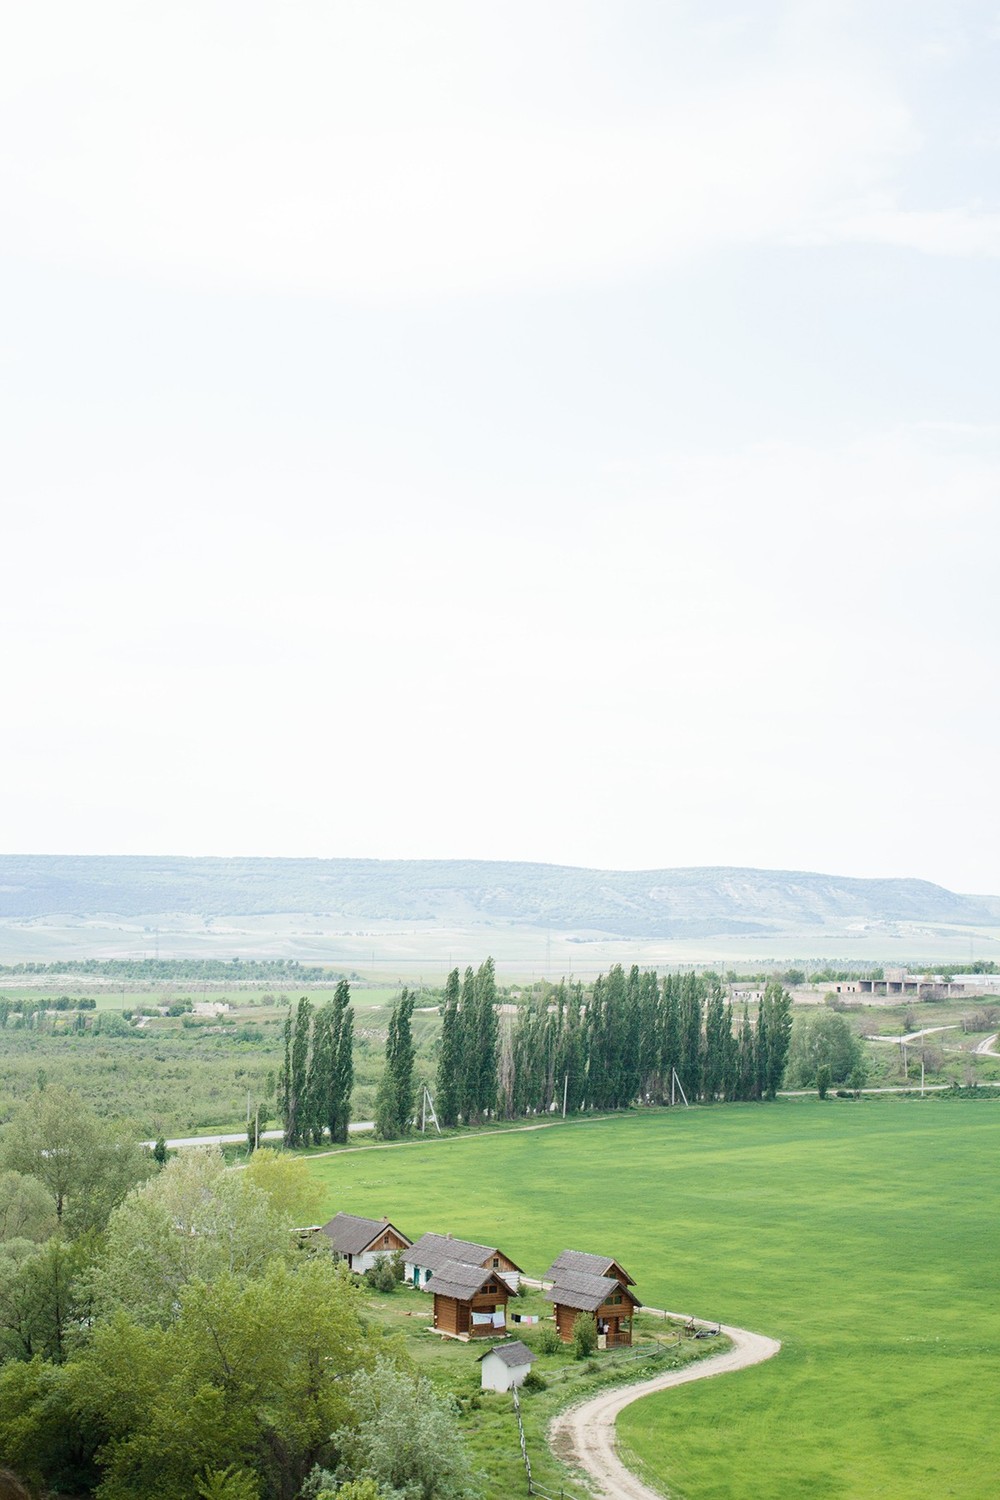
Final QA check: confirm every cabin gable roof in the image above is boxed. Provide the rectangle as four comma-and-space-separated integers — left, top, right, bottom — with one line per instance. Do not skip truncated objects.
425, 1259, 515, 1302
318, 1212, 410, 1256
544, 1248, 635, 1285
544, 1267, 641, 1313
408, 1231, 523, 1274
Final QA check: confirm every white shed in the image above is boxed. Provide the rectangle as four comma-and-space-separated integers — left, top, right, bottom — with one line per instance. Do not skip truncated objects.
478, 1340, 536, 1392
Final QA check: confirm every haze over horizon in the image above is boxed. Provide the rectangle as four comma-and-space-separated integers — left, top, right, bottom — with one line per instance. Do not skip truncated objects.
3, 3, 998, 895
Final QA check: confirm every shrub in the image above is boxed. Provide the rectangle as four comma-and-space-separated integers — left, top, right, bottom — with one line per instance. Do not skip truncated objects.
520, 1368, 547, 1393
817, 1064, 831, 1099
363, 1255, 397, 1294
536, 1325, 562, 1355
572, 1316, 597, 1360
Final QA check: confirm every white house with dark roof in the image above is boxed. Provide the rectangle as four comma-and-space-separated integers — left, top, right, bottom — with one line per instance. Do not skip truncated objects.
316, 1212, 412, 1274
404, 1231, 523, 1291
478, 1340, 536, 1391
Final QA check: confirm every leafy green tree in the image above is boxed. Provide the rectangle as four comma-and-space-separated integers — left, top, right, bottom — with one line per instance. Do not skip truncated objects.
785, 1012, 863, 1089
816, 1063, 831, 1099
435, 969, 462, 1128
375, 990, 416, 1140
758, 981, 793, 1099
334, 1358, 479, 1500
0, 1087, 153, 1235
196, 1464, 262, 1500
0, 1357, 97, 1495
572, 1315, 597, 1359
88, 1149, 292, 1326
0, 1172, 57, 1243
152, 1137, 168, 1167
67, 1255, 372, 1500
472, 958, 499, 1120
0, 1232, 98, 1364
280, 997, 315, 1148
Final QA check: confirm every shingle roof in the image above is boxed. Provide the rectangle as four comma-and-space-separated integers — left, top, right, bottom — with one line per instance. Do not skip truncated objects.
477, 1340, 535, 1368
425, 1259, 514, 1302
407, 1231, 522, 1274
545, 1267, 641, 1313
318, 1212, 408, 1256
544, 1249, 635, 1285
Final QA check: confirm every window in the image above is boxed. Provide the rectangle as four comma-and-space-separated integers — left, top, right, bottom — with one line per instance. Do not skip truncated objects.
486, 1282, 498, 1293
492, 1257, 499, 1267
610, 1293, 622, 1305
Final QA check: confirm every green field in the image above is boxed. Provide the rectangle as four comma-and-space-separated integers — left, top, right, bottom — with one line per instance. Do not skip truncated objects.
305, 1098, 1000, 1500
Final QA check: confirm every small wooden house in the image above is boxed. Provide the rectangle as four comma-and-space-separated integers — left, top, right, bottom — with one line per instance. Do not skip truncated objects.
544, 1248, 635, 1287
405, 1232, 523, 1291
425, 1259, 514, 1339
478, 1340, 536, 1392
545, 1267, 640, 1347
316, 1212, 412, 1274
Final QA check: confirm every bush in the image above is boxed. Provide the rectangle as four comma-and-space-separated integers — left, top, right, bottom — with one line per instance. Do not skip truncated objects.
536, 1325, 562, 1355
817, 1064, 831, 1099
520, 1368, 547, 1393
363, 1255, 397, 1294
572, 1316, 597, 1360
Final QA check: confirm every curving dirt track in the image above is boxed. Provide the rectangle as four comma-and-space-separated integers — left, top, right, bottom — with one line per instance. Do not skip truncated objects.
549, 1316, 781, 1500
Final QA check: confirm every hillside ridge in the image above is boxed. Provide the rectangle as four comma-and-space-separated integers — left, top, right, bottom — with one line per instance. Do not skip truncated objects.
1, 855, 997, 940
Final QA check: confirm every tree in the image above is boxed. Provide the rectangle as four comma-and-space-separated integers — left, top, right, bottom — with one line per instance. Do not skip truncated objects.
242, 1148, 326, 1227
0, 1172, 57, 1243
435, 969, 462, 1128
758, 982, 793, 1099
375, 991, 416, 1140
816, 1063, 831, 1099
333, 1358, 479, 1500
153, 1137, 168, 1168
0, 1233, 98, 1364
88, 1149, 292, 1326
785, 1013, 863, 1089
280, 997, 314, 1149
472, 959, 499, 1120
0, 1087, 153, 1235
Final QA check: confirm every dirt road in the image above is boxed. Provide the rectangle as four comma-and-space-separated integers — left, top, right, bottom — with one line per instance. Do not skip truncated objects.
549, 1316, 780, 1500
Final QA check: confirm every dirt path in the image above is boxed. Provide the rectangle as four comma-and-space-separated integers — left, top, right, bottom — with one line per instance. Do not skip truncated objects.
974, 1033, 1000, 1058
549, 1315, 780, 1500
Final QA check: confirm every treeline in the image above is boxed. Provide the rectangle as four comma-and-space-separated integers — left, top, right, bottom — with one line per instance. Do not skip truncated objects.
434, 962, 793, 1124
0, 957, 329, 981
0, 1088, 478, 1500
278, 981, 354, 1147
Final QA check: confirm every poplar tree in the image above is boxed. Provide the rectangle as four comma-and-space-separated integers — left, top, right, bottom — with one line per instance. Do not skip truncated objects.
280, 997, 313, 1148
457, 967, 479, 1123
435, 968, 462, 1127
473, 957, 499, 1119
375, 988, 416, 1139
330, 978, 354, 1144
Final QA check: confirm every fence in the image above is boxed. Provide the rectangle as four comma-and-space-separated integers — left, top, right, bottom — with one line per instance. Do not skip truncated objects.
510, 1339, 682, 1498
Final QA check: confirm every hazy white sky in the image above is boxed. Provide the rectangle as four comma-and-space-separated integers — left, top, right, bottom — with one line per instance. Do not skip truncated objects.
2, 1, 999, 892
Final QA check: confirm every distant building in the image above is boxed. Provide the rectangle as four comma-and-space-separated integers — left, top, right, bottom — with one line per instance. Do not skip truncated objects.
316, 1212, 411, 1273
405, 1232, 523, 1291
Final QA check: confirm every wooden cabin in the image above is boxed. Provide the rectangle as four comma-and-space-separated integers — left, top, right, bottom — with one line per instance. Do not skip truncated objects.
425, 1259, 515, 1339
544, 1248, 635, 1287
316, 1212, 412, 1274
545, 1267, 640, 1348
405, 1232, 523, 1291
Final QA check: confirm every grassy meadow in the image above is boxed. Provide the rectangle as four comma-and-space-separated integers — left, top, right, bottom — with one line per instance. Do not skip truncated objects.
305, 1097, 1000, 1500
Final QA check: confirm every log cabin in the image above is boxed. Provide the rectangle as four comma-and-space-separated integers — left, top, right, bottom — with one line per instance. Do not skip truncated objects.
405, 1231, 523, 1291
316, 1212, 412, 1274
425, 1259, 515, 1339
545, 1267, 640, 1347
544, 1248, 635, 1286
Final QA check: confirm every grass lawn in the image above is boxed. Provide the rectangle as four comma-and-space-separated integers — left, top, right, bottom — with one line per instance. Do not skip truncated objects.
306, 1097, 1000, 1500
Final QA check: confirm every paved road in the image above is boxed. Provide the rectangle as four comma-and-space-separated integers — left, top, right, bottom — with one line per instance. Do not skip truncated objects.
146, 1122, 375, 1150
549, 1312, 780, 1500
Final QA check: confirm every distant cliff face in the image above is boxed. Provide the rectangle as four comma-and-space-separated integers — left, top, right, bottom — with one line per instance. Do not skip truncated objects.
1, 855, 997, 940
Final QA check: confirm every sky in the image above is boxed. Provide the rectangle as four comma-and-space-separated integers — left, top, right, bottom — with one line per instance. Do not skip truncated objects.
2, 1, 999, 893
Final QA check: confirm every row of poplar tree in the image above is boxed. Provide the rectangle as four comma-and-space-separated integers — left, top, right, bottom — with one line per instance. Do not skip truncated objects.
434, 961, 794, 1125
278, 961, 795, 1144
278, 978, 354, 1147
